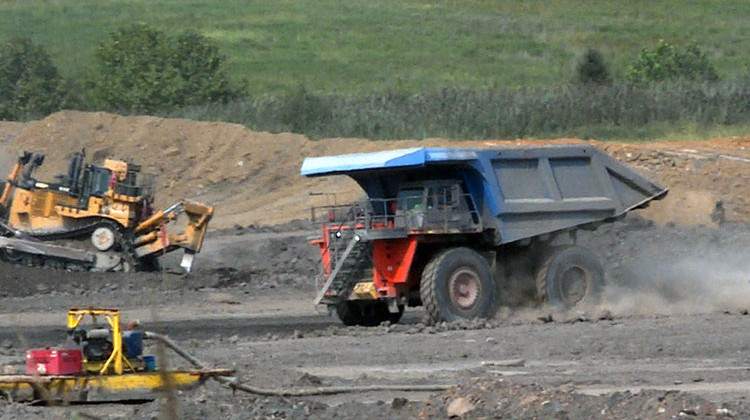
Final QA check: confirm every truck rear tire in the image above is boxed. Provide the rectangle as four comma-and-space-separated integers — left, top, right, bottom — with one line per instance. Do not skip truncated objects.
420, 247, 496, 324
535, 246, 604, 309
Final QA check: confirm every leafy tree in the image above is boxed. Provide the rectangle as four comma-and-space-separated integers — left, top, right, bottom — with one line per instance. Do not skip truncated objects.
0, 37, 67, 120
172, 32, 233, 104
627, 40, 718, 84
91, 24, 236, 112
575, 48, 611, 85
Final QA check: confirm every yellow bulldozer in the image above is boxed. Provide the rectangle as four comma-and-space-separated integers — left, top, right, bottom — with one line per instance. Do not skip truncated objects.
0, 150, 213, 272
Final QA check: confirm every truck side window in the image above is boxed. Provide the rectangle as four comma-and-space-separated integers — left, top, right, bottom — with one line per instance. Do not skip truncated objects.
397, 188, 424, 211
436, 185, 460, 210
436, 186, 453, 209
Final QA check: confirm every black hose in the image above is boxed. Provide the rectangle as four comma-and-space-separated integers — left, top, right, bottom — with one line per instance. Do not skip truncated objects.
143, 331, 453, 397
143, 331, 205, 369
215, 378, 452, 397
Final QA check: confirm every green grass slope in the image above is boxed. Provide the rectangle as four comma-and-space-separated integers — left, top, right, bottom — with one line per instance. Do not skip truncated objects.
1, 0, 749, 94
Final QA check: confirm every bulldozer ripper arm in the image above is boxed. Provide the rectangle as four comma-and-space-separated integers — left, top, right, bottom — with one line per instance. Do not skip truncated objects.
133, 200, 214, 260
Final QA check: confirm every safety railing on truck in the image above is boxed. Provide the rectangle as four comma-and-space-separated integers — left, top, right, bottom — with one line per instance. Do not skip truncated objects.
310, 204, 365, 225
311, 193, 483, 238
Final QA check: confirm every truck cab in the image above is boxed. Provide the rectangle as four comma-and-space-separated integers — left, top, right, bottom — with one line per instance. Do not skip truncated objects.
394, 181, 480, 233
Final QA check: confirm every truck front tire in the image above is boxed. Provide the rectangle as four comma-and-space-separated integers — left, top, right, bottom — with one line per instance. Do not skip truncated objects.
335, 301, 362, 326
420, 247, 496, 324
535, 246, 604, 309
335, 301, 404, 326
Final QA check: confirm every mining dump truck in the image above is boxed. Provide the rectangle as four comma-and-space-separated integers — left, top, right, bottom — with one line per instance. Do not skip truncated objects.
302, 145, 667, 325
0, 150, 213, 272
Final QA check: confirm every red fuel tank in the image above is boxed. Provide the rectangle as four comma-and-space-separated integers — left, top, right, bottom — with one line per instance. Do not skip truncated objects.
25, 348, 83, 376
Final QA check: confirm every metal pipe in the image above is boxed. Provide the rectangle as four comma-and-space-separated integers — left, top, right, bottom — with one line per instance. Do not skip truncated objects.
136, 202, 185, 233
133, 231, 158, 247
162, 201, 183, 216
135, 210, 165, 234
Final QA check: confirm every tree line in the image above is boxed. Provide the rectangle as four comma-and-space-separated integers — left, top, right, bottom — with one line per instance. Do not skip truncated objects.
1, 24, 737, 141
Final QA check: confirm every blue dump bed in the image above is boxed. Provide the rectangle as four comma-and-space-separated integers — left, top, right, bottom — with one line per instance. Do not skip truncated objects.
302, 145, 667, 244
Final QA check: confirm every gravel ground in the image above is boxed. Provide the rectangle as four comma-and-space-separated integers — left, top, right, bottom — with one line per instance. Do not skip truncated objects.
0, 218, 750, 418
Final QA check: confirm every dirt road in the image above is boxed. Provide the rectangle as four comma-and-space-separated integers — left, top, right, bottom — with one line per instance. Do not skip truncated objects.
2, 286, 749, 419
1, 220, 749, 418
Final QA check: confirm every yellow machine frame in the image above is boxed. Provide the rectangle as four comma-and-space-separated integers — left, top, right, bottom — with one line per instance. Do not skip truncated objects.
67, 308, 136, 375
0, 308, 233, 403
5, 158, 140, 231
0, 151, 214, 271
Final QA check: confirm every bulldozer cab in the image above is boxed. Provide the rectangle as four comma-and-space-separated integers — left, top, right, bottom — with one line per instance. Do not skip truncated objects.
7, 150, 150, 201
80, 165, 112, 200
45, 152, 154, 212
77, 161, 153, 204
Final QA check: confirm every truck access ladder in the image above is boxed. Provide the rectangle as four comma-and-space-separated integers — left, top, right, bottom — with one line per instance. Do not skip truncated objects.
314, 226, 370, 305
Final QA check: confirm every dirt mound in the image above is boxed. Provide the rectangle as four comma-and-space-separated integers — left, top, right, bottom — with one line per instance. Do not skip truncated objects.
417, 378, 746, 419
1, 111, 748, 229
602, 142, 750, 225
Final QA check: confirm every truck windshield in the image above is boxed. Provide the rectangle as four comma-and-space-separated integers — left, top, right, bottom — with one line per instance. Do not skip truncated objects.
397, 188, 424, 211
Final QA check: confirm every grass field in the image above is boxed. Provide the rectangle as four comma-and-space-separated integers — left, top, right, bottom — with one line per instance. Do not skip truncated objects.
1, 0, 749, 95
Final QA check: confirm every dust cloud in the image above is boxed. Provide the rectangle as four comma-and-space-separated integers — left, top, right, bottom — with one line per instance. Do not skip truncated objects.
594, 221, 750, 316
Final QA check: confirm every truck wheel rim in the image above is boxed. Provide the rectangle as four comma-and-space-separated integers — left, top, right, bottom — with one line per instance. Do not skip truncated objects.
449, 268, 481, 310
560, 266, 588, 306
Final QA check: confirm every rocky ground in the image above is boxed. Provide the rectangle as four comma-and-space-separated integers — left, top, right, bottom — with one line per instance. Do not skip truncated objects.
0, 217, 749, 419
0, 113, 749, 418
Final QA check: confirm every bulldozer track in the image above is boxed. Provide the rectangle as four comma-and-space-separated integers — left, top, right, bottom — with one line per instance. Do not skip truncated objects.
0, 219, 138, 272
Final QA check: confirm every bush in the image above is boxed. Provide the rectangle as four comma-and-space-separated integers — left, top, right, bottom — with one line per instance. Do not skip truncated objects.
90, 24, 236, 113
627, 40, 719, 84
0, 37, 67, 120
278, 85, 333, 134
169, 79, 750, 140
575, 48, 611, 85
